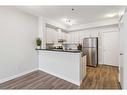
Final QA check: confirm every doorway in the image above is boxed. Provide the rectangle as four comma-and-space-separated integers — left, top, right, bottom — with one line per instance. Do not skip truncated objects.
102, 31, 120, 66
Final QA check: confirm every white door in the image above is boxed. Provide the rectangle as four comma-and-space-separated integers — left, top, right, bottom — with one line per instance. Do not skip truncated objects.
119, 10, 127, 89
103, 31, 119, 66
119, 15, 124, 87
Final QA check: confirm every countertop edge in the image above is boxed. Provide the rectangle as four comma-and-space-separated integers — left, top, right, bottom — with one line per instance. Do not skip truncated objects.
35, 49, 82, 53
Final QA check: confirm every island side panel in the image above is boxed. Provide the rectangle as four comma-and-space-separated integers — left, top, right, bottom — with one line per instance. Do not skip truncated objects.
80, 55, 87, 84
39, 50, 81, 85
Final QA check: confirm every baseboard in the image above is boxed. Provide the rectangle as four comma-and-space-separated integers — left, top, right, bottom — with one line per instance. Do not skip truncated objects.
0, 68, 38, 84
102, 64, 119, 68
0, 68, 81, 86
39, 68, 80, 86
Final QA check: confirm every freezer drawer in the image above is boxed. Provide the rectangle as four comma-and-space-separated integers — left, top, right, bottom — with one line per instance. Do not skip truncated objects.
85, 48, 98, 67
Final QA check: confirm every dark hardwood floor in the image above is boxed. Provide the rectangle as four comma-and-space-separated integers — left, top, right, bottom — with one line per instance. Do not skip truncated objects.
0, 65, 121, 89
0, 70, 78, 89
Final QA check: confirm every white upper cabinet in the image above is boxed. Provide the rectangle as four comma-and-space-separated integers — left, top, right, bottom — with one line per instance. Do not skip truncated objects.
90, 31, 100, 37
61, 31, 67, 40
46, 27, 100, 44
46, 27, 55, 43
66, 32, 76, 44
79, 31, 90, 43
67, 31, 91, 44
66, 30, 100, 44
46, 27, 67, 45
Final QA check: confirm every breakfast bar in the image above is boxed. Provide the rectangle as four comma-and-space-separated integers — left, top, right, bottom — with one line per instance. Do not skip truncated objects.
37, 49, 86, 86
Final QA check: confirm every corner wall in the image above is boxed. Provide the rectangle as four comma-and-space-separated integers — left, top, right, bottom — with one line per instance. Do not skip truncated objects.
0, 7, 38, 82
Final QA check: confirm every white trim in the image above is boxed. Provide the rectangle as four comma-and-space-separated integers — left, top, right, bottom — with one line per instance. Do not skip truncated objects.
0, 68, 38, 84
39, 68, 80, 86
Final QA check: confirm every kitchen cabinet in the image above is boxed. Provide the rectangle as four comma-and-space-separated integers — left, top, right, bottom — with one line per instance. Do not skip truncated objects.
67, 31, 90, 44
57, 30, 66, 40
61, 31, 67, 40
46, 27, 100, 45
67, 32, 80, 44
46, 27, 67, 45
67, 31, 100, 44
90, 31, 100, 37
46, 27, 55, 43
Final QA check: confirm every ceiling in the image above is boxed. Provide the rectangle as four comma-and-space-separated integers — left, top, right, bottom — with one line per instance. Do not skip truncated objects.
17, 6, 124, 27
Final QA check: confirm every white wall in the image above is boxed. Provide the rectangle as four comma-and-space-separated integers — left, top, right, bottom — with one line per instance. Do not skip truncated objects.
0, 7, 38, 82
67, 25, 119, 65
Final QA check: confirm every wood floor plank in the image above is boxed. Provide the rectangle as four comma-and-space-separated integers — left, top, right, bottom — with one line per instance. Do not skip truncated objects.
80, 65, 121, 89
0, 65, 120, 89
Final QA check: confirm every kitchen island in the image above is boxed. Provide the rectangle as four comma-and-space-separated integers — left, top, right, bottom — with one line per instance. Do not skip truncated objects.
37, 49, 86, 86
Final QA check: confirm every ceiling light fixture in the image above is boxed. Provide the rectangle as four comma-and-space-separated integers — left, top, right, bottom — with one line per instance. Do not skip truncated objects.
63, 8, 75, 26
65, 18, 72, 25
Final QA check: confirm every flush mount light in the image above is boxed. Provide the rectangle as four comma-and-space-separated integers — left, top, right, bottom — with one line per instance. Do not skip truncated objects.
65, 18, 71, 23
62, 8, 75, 26
65, 18, 72, 25
62, 18, 74, 25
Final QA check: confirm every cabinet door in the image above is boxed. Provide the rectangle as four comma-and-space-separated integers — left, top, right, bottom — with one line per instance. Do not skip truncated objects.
61, 31, 66, 40
70, 32, 79, 43
79, 31, 86, 43
64, 33, 67, 41
85, 32, 91, 38
75, 32, 80, 43
46, 28, 54, 43
53, 30, 58, 45
91, 31, 99, 37
66, 33, 71, 43
69, 32, 75, 43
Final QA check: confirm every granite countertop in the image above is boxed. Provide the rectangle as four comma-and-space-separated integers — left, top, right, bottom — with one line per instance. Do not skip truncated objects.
36, 49, 82, 53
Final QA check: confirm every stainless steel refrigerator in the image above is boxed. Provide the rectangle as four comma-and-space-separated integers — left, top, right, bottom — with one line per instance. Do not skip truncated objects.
83, 37, 98, 67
